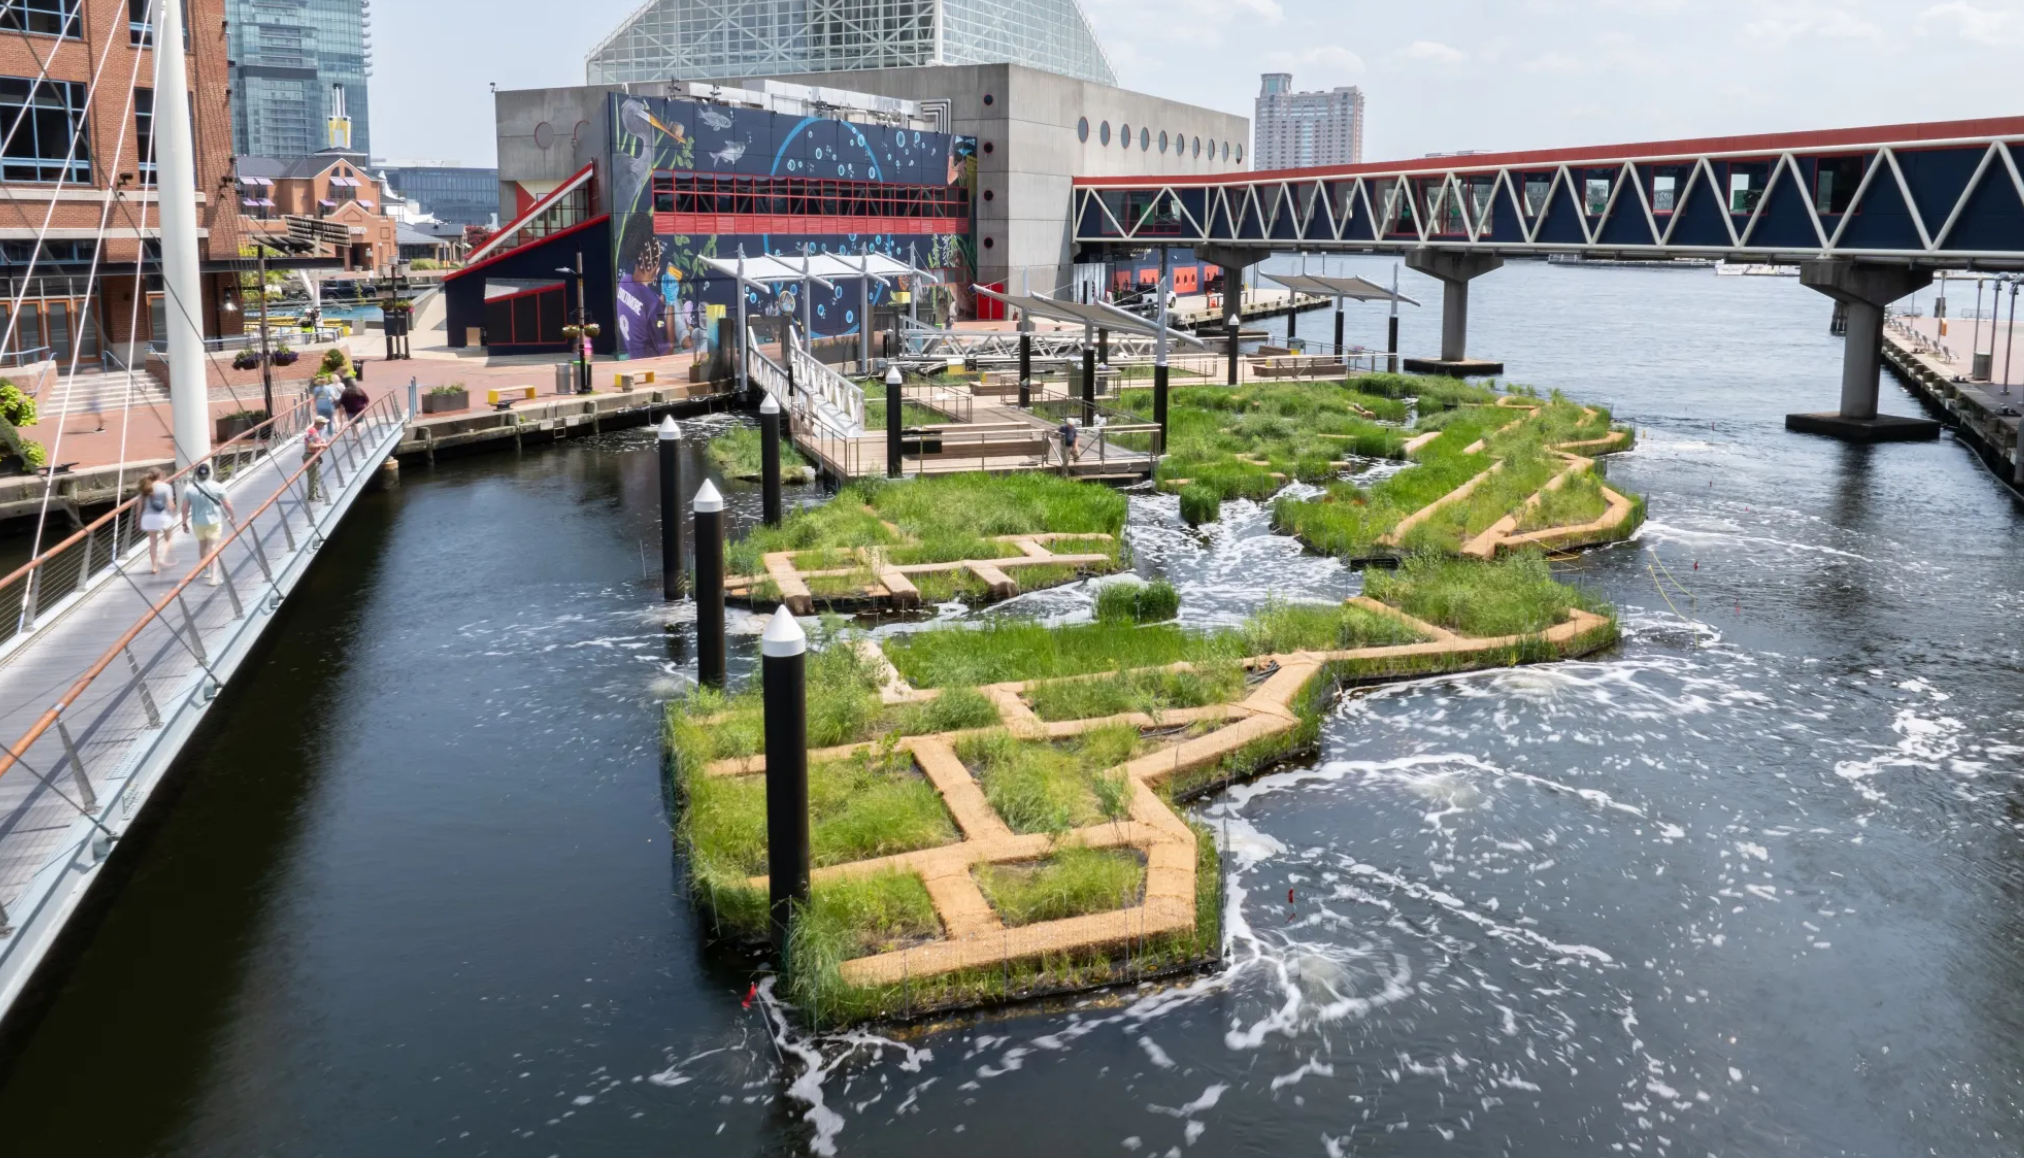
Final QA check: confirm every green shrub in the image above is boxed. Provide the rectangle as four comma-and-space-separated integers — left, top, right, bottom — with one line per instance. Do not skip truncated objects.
1178, 483, 1220, 526
0, 380, 36, 428
319, 347, 351, 376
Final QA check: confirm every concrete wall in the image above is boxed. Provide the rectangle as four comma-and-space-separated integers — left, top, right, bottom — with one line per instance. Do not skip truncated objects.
493, 85, 623, 218
742, 64, 1248, 305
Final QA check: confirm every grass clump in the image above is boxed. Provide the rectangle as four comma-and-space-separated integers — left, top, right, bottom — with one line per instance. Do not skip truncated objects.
1352, 372, 1499, 412
1241, 597, 1428, 653
726, 471, 1125, 585
1095, 578, 1180, 623
1117, 382, 1410, 504
975, 847, 1146, 926
1364, 551, 1594, 637
1518, 468, 1611, 531
707, 425, 814, 483
1177, 483, 1222, 526
957, 724, 1140, 833
863, 398, 948, 430
1026, 662, 1247, 722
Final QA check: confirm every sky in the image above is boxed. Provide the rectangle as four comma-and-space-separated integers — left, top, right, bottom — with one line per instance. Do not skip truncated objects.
368, 0, 2024, 168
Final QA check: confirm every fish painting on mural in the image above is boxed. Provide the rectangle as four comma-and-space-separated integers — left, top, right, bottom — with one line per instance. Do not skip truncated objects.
709, 139, 748, 166
697, 107, 733, 131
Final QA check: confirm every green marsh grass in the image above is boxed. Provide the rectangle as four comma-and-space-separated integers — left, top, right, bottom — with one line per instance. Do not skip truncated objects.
957, 724, 1140, 833
975, 847, 1147, 926
706, 425, 813, 482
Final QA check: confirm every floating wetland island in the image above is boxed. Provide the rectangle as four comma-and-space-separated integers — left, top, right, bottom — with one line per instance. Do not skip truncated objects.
673, 370, 1641, 1026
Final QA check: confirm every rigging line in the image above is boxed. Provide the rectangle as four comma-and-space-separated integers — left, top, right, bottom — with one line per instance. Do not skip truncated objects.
24, 5, 158, 559
0, 0, 148, 366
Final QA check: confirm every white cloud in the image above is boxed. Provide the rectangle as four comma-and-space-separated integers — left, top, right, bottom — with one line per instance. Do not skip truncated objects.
1741, 4, 1883, 46
1398, 39, 1468, 65
1264, 44, 1367, 76
1917, 0, 2024, 44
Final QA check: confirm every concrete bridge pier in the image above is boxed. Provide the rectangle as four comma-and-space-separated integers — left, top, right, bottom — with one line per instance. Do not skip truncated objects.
1201, 245, 1266, 385
1402, 248, 1504, 377
1788, 260, 1940, 442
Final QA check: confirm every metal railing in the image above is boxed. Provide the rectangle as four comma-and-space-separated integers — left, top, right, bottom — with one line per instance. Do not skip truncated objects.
783, 327, 866, 436
0, 398, 315, 657
0, 391, 408, 935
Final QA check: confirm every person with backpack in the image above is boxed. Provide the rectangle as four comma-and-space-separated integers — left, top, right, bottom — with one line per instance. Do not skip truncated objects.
312, 376, 342, 428
180, 461, 235, 586
303, 416, 330, 502
136, 468, 177, 574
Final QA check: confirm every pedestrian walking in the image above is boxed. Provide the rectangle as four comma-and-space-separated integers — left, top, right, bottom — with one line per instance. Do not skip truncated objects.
339, 374, 369, 422
181, 462, 235, 586
312, 376, 341, 428
303, 416, 330, 502
87, 388, 104, 432
1057, 417, 1078, 468
136, 468, 177, 574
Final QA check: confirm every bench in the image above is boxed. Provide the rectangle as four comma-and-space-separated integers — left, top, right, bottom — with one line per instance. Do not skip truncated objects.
614, 370, 657, 389
488, 385, 537, 409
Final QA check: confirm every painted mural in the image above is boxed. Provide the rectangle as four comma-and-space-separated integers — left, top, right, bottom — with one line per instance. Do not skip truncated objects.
607, 93, 975, 360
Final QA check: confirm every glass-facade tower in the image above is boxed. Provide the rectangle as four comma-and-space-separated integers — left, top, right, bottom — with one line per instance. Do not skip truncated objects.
227, 0, 373, 158
585, 0, 1116, 87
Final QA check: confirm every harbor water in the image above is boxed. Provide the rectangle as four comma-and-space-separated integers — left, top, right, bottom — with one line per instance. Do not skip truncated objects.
0, 260, 2020, 1156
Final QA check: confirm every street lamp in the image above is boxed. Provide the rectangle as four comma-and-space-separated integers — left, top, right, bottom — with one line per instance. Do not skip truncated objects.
556, 258, 597, 394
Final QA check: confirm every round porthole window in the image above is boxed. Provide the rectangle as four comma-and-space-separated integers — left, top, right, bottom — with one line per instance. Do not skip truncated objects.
984, 237, 995, 249
532, 121, 554, 149
982, 141, 994, 154
1222, 141, 1231, 162
1192, 136, 1201, 158
1077, 117, 1089, 143
983, 189, 995, 201
1236, 143, 1244, 164
1140, 127, 1150, 151
1100, 121, 1111, 146
983, 93, 995, 106
1121, 123, 1132, 149
1158, 130, 1168, 154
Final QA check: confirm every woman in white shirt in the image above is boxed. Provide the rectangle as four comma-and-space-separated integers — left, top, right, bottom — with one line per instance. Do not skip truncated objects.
136, 468, 177, 574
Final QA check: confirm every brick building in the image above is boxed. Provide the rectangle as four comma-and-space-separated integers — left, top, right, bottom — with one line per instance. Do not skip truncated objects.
0, 0, 245, 368
235, 148, 398, 272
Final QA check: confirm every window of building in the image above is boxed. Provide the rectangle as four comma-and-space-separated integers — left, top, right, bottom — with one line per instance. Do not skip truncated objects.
128, 0, 190, 48
1077, 116, 1088, 143
0, 77, 90, 183
1192, 136, 1201, 158
134, 88, 154, 173
1140, 127, 1149, 151
1814, 155, 1865, 215
1158, 130, 1168, 154
1100, 121, 1110, 146
1650, 172, 1677, 213
1728, 163, 1768, 213
1522, 176, 1551, 218
1222, 141, 1230, 162
1, 0, 81, 38
1236, 143, 1243, 164
1584, 176, 1612, 215
1120, 123, 1131, 149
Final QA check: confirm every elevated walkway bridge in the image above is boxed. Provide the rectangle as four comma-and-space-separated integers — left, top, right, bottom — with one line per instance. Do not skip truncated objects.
1071, 115, 2024, 441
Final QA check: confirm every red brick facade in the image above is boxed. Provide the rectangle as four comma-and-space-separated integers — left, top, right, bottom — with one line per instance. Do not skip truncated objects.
0, 0, 241, 362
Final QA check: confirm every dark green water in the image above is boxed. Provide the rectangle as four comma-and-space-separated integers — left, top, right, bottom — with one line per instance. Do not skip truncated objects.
1, 261, 2021, 1157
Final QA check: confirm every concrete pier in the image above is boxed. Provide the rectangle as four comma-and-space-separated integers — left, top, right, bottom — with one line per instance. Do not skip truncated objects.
1788, 260, 1939, 442
1402, 248, 1505, 377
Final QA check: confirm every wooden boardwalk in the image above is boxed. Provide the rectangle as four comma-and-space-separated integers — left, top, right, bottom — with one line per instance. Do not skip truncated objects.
0, 399, 408, 1017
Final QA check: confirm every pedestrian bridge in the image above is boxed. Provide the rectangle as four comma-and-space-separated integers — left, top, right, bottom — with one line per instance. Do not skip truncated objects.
1073, 116, 2024, 266
0, 395, 408, 1017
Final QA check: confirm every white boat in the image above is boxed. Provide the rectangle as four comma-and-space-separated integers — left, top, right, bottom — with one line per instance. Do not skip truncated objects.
1714, 262, 1800, 277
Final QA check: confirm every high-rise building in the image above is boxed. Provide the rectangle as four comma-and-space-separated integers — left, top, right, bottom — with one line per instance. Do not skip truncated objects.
1254, 73, 1363, 171
374, 164, 501, 228
585, 0, 1115, 87
227, 0, 372, 158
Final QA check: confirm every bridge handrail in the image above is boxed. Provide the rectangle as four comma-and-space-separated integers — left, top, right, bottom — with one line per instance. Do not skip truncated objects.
0, 397, 318, 652
784, 327, 866, 436
0, 391, 405, 787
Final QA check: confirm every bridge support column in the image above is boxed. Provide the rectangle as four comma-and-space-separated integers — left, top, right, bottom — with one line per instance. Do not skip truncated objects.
1787, 260, 1940, 442
1201, 245, 1265, 387
1402, 248, 1504, 377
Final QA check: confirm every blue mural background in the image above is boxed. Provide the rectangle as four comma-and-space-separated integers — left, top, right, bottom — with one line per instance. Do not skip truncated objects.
607, 93, 975, 360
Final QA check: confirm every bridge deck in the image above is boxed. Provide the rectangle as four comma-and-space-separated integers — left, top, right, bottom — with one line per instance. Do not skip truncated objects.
0, 398, 408, 1018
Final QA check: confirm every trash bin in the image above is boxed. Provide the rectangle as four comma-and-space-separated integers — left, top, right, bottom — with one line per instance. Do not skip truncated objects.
555, 362, 574, 394
1973, 351, 1993, 382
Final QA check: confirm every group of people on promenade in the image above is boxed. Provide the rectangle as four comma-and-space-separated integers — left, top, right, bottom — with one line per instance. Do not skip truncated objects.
134, 372, 369, 579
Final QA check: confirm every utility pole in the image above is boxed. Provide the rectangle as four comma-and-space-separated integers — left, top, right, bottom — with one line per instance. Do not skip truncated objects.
575, 249, 591, 393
